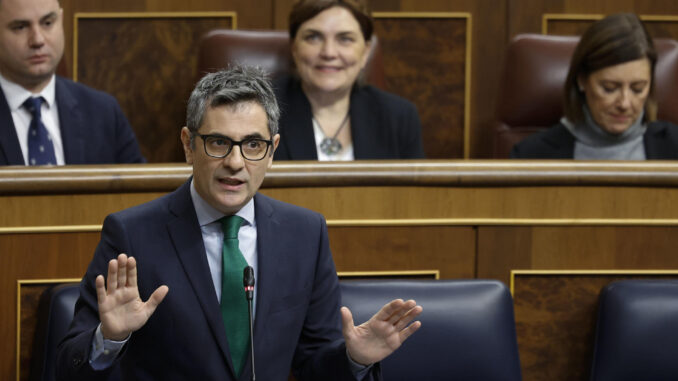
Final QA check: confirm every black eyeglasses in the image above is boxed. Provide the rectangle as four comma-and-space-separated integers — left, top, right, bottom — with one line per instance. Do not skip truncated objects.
193, 133, 273, 161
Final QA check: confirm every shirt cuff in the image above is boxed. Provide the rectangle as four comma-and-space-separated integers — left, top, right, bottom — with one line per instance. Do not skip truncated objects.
347, 349, 373, 380
89, 323, 129, 370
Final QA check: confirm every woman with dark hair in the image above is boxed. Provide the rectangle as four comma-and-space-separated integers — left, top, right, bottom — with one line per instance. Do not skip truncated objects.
512, 13, 678, 159
273, 0, 425, 161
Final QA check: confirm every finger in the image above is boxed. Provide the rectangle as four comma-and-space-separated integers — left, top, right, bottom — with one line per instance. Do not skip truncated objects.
127, 256, 137, 288
386, 299, 417, 325
144, 285, 169, 315
106, 258, 118, 292
95, 275, 106, 304
340, 306, 355, 335
372, 299, 405, 322
399, 320, 422, 342
394, 305, 423, 331
117, 254, 128, 290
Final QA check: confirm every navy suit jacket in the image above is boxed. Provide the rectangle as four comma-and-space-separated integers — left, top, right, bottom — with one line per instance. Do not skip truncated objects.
0, 76, 144, 165
511, 121, 678, 159
273, 76, 425, 160
56, 181, 378, 381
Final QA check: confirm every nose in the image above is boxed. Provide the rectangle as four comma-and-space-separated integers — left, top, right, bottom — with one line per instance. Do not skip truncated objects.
222, 145, 245, 171
320, 39, 337, 59
617, 88, 632, 110
28, 25, 46, 48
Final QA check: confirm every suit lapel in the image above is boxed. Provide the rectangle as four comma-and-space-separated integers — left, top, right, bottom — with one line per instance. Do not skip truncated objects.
55, 78, 85, 164
280, 79, 318, 160
166, 181, 237, 377
0, 86, 25, 165
250, 194, 283, 354
350, 87, 376, 159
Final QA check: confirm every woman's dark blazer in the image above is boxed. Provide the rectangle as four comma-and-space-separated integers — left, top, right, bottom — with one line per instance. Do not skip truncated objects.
273, 76, 425, 160
510, 121, 678, 159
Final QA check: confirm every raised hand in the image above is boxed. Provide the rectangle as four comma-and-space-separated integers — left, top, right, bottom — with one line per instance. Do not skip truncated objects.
341, 299, 422, 366
96, 253, 169, 341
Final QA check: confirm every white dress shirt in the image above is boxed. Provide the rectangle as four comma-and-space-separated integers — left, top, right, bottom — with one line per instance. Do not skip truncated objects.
0, 73, 64, 165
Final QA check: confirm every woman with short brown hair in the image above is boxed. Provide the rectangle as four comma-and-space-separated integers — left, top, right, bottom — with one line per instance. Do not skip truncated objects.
512, 13, 678, 160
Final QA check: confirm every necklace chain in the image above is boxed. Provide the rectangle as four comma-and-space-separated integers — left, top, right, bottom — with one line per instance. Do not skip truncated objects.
313, 111, 350, 156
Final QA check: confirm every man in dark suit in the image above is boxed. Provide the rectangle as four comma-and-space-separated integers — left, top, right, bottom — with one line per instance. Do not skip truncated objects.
56, 66, 422, 380
0, 0, 144, 165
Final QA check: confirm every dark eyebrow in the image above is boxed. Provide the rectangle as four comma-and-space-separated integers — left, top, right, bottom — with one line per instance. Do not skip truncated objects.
41, 12, 58, 22
299, 29, 322, 38
201, 133, 232, 140
202, 133, 269, 141
6, 11, 57, 28
7, 20, 30, 28
243, 133, 269, 140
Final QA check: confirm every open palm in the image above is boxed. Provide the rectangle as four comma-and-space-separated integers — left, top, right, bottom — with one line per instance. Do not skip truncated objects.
342, 299, 422, 366
96, 254, 168, 341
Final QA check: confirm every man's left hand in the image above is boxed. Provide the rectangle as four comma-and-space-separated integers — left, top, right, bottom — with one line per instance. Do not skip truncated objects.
341, 299, 423, 366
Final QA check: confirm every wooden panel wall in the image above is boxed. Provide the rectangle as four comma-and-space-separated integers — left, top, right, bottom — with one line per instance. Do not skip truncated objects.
369, 0, 507, 158
373, 14, 469, 158
507, 0, 678, 36
512, 272, 678, 381
545, 15, 678, 36
75, 14, 234, 162
477, 226, 678, 281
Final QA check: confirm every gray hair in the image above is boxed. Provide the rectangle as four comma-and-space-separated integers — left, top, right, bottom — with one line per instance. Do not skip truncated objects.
186, 65, 280, 138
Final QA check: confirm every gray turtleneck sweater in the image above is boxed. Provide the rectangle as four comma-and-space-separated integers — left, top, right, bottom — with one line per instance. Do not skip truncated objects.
561, 107, 647, 160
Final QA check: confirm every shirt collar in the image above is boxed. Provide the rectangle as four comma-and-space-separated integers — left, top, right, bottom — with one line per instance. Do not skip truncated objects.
0, 72, 56, 111
189, 179, 255, 228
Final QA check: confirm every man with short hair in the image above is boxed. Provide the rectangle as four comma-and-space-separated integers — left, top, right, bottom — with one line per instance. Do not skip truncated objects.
56, 66, 422, 380
0, 0, 144, 165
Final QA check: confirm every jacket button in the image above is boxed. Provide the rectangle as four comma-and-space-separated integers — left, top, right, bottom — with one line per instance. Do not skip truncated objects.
72, 356, 83, 367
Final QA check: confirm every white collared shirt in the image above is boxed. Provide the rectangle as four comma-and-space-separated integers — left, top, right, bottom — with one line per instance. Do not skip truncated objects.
0, 73, 64, 165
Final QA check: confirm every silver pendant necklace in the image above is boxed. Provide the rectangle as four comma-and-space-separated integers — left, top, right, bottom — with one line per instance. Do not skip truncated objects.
314, 111, 350, 156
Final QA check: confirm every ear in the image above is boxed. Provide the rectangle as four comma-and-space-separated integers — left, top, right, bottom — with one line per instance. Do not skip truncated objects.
180, 127, 194, 165
267, 133, 281, 169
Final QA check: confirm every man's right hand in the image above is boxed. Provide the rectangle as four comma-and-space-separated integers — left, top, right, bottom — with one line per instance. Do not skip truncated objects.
96, 253, 169, 341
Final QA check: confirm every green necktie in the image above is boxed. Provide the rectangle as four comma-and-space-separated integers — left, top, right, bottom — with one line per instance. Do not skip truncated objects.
220, 215, 248, 377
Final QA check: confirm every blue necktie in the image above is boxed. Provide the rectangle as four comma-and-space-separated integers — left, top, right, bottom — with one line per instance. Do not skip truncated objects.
24, 96, 56, 166
220, 215, 249, 377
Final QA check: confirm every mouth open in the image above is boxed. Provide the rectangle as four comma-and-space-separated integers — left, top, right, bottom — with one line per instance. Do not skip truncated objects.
219, 177, 244, 186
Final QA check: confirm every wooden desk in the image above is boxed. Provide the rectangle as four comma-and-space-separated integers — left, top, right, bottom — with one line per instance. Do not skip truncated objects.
4, 160, 678, 380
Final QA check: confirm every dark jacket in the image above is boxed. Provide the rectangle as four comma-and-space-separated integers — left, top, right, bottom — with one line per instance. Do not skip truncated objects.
511, 120, 678, 159
0, 76, 144, 165
273, 76, 425, 160
56, 181, 381, 381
